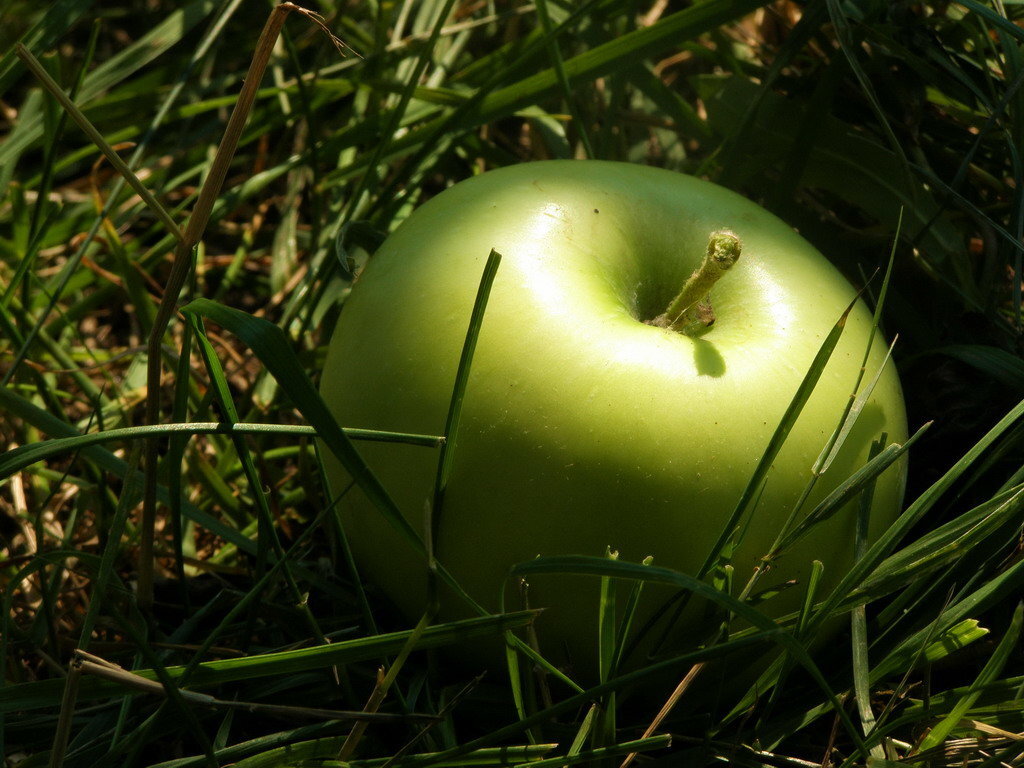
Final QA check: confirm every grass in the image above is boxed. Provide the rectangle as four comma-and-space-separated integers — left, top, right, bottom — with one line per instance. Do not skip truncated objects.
2, 0, 1024, 766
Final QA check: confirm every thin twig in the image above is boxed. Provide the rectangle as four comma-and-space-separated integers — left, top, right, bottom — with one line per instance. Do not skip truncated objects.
14, 45, 184, 243
48, 655, 84, 768
71, 650, 438, 722
619, 662, 703, 768
139, 2, 330, 609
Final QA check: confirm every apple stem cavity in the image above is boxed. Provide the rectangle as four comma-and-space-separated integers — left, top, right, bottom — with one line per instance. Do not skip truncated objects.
650, 230, 741, 336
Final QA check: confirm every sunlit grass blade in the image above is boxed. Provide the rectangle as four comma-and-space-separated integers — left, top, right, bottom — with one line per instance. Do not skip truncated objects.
773, 423, 928, 555
917, 602, 1023, 753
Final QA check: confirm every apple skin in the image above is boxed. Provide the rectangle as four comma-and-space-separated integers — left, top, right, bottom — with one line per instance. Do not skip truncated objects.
320, 160, 908, 676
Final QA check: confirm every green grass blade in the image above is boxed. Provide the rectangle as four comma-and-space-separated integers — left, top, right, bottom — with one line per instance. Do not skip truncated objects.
0, 386, 258, 554
431, 249, 501, 547
180, 297, 426, 555
775, 423, 927, 555
696, 297, 857, 581
0, 422, 442, 480
0, 0, 95, 98
918, 602, 1023, 752
511, 555, 867, 754
0, 612, 538, 715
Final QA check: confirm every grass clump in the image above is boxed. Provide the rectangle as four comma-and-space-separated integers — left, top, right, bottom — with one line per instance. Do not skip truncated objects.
2, 1, 1024, 766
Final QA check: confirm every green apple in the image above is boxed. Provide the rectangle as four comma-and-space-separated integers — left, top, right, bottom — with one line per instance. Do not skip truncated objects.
319, 160, 907, 676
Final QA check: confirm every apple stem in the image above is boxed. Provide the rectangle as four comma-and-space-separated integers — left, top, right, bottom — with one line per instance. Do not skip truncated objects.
651, 230, 741, 335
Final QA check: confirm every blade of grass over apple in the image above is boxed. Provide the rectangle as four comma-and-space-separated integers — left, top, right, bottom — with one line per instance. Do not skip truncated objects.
772, 423, 928, 555
813, 222, 901, 480
431, 249, 502, 552
180, 298, 487, 616
813, 336, 898, 478
510, 556, 867, 755
695, 296, 858, 584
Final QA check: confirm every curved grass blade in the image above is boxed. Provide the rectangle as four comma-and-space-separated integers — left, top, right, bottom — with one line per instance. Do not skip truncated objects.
0, 422, 442, 481
432, 250, 501, 556
181, 297, 424, 555
179, 298, 485, 616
